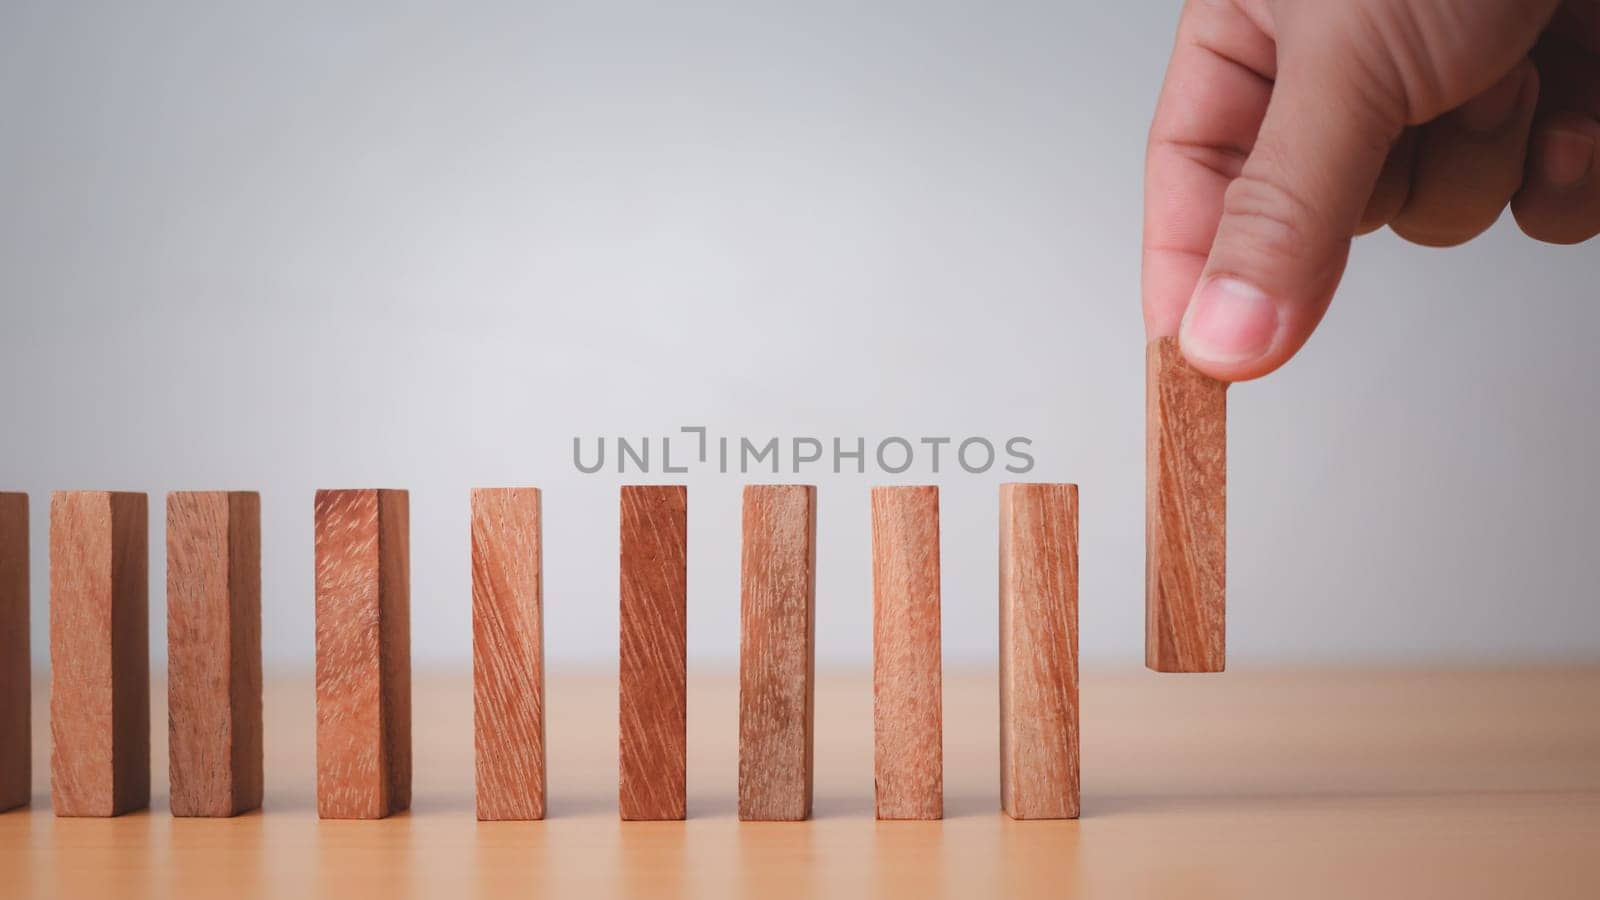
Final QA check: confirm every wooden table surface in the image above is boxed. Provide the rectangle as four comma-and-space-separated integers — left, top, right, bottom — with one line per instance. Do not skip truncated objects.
3, 668, 1598, 898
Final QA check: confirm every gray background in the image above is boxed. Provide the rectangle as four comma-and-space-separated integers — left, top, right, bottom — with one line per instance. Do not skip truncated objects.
2, 1, 1595, 670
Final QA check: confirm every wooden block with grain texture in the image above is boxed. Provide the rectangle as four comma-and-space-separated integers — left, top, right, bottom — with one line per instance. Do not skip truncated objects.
166, 491, 262, 817
471, 488, 546, 821
0, 493, 28, 812
738, 484, 816, 822
618, 485, 687, 821
314, 489, 411, 820
870, 486, 942, 820
49, 491, 150, 817
1146, 336, 1227, 673
999, 482, 1080, 820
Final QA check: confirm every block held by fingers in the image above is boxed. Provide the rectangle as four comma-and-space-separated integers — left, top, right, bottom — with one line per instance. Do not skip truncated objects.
1146, 337, 1228, 673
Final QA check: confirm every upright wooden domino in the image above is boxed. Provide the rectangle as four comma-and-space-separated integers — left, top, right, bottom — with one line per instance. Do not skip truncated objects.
870, 486, 942, 820
166, 491, 263, 817
999, 483, 1080, 819
471, 488, 546, 821
314, 489, 411, 820
0, 493, 28, 812
738, 484, 816, 822
618, 485, 687, 821
49, 491, 150, 817
1146, 336, 1227, 673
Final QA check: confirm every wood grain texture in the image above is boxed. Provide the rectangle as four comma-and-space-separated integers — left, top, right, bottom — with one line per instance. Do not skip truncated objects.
314, 489, 411, 820
618, 485, 687, 821
9, 669, 1600, 899
0, 493, 28, 812
999, 483, 1080, 819
870, 486, 942, 820
738, 484, 817, 821
166, 491, 263, 817
49, 491, 150, 817
1146, 336, 1227, 673
471, 488, 546, 821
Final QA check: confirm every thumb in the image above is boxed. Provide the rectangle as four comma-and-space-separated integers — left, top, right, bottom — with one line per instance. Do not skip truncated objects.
1178, 38, 1403, 381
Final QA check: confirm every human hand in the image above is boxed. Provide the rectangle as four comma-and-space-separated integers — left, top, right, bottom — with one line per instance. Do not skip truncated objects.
1144, 0, 1599, 381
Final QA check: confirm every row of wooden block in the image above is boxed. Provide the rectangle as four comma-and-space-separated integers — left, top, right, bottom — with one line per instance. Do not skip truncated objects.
0, 484, 1079, 821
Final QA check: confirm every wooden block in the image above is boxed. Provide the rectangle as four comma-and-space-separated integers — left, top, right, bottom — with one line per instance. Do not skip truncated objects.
618, 485, 687, 821
166, 491, 262, 817
1146, 336, 1227, 673
870, 486, 942, 820
0, 493, 28, 812
999, 483, 1080, 820
471, 488, 546, 821
314, 489, 411, 820
49, 491, 150, 817
738, 484, 817, 822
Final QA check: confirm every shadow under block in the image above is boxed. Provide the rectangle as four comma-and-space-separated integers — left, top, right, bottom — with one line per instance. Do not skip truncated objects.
314, 490, 411, 820
166, 492, 263, 818
0, 494, 28, 812
870, 486, 943, 820
618, 486, 687, 821
1146, 336, 1228, 673
738, 485, 817, 822
49, 491, 150, 817
999, 483, 1080, 820
471, 488, 546, 821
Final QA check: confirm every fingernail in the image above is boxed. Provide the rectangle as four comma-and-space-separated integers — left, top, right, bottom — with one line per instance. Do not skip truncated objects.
1539, 128, 1595, 188
1180, 277, 1279, 366
1458, 67, 1532, 133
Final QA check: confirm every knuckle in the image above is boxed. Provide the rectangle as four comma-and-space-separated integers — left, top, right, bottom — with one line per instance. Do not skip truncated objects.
1338, 2, 1442, 122
1218, 171, 1322, 263
1335, 0, 1557, 123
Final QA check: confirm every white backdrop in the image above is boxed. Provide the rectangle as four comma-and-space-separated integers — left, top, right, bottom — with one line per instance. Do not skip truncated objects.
3, 0, 1597, 668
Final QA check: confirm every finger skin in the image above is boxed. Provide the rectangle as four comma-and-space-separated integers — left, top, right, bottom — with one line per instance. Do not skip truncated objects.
1513, 113, 1600, 243
1142, 1, 1275, 339
1514, 17, 1600, 243
1145, 0, 1585, 378
1391, 64, 1541, 247
1176, 14, 1405, 382
1359, 128, 1420, 234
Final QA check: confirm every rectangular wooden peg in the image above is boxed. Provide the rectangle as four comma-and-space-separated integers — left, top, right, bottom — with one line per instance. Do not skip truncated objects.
999, 483, 1080, 819
870, 486, 942, 820
1146, 336, 1227, 673
738, 484, 817, 822
472, 488, 546, 821
50, 491, 150, 817
314, 489, 412, 820
618, 485, 688, 821
0, 493, 29, 812
167, 491, 263, 817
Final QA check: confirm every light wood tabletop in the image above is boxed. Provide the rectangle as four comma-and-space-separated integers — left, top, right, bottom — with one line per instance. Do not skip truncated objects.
3, 668, 1598, 898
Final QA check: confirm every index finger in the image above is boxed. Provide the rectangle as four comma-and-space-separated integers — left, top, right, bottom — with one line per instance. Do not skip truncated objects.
1143, 2, 1277, 337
